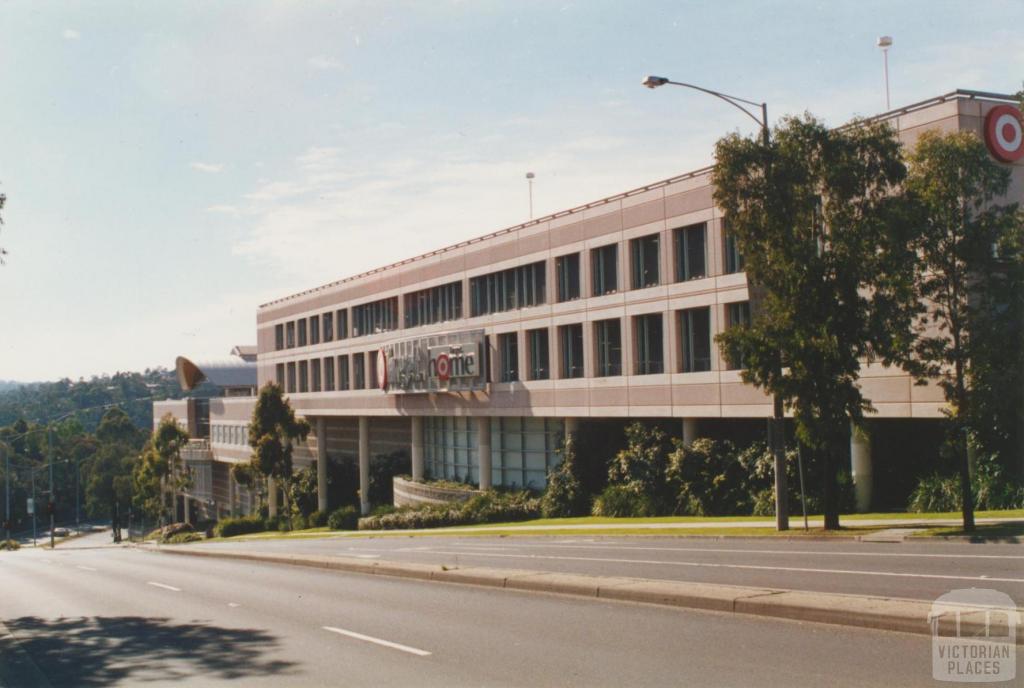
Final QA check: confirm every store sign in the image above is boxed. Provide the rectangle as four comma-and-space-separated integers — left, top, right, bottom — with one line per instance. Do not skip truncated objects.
380, 329, 486, 394
984, 105, 1024, 162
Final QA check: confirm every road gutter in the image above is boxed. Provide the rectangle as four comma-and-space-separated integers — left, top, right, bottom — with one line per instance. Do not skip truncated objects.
145, 545, 1024, 643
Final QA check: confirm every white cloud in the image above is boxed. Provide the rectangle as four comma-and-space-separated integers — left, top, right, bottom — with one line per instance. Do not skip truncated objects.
190, 161, 224, 173
205, 204, 241, 215
62, 28, 80, 40
308, 56, 344, 71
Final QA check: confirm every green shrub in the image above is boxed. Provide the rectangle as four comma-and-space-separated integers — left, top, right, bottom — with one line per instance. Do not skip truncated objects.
370, 450, 411, 505
358, 491, 541, 530
591, 484, 655, 517
308, 510, 328, 528
607, 423, 675, 510
290, 513, 308, 531
908, 474, 963, 513
214, 515, 266, 538
0, 539, 20, 551
287, 464, 320, 518
541, 433, 590, 518
907, 455, 1024, 513
164, 532, 202, 544
370, 504, 398, 517
328, 505, 360, 530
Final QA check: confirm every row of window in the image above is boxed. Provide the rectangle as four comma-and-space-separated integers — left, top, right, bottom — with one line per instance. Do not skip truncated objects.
273, 223, 745, 351
211, 424, 248, 447
277, 301, 751, 394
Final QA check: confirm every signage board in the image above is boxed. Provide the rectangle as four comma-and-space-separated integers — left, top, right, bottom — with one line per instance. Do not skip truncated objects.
26, 498, 34, 515
380, 329, 486, 394
984, 105, 1024, 163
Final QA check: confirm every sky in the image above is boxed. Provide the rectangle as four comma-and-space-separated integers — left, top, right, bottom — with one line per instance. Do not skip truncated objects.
0, 0, 1021, 382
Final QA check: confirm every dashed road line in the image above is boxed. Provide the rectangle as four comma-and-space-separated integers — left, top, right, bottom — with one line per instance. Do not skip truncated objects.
322, 626, 432, 656
146, 581, 182, 592
75, 565, 98, 572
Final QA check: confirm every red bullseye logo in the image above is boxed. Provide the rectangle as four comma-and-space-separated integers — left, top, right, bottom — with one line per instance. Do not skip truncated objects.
985, 105, 1024, 162
434, 353, 451, 381
376, 348, 388, 391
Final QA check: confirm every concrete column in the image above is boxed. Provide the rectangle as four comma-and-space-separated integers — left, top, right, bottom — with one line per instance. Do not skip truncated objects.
564, 417, 579, 438
267, 476, 278, 518
477, 417, 492, 491
850, 422, 872, 513
682, 418, 699, 447
228, 472, 235, 517
183, 494, 191, 525
411, 416, 425, 482
359, 416, 370, 515
316, 417, 328, 513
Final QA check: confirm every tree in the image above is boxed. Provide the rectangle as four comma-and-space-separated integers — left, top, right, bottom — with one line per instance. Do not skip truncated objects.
150, 414, 189, 524
904, 130, 1022, 531
712, 115, 920, 529
247, 383, 310, 517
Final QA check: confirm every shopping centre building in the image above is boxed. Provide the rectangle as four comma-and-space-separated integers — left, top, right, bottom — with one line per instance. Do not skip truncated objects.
156, 89, 1024, 521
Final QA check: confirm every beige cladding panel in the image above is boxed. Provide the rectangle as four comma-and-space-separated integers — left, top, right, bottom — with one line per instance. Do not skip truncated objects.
582, 208, 623, 240
664, 186, 714, 219
548, 220, 584, 250
622, 197, 666, 230
671, 383, 722, 407
628, 384, 672, 407
720, 381, 772, 406
859, 375, 912, 404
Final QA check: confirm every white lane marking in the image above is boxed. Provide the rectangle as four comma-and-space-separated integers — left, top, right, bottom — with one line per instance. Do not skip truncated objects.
415, 550, 1024, 585
445, 542, 1024, 561
354, 554, 380, 559
227, 603, 240, 608
322, 626, 431, 656
146, 581, 182, 592
76, 565, 98, 572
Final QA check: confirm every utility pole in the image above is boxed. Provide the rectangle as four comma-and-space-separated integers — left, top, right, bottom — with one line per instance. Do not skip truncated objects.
526, 172, 535, 219
2, 443, 9, 541
48, 427, 55, 549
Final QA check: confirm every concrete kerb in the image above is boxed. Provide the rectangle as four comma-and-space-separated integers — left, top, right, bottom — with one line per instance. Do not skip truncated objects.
0, 618, 52, 688
146, 545, 1024, 644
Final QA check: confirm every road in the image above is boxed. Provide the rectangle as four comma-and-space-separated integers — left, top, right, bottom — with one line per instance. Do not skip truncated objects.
0, 533, 998, 687
184, 533, 1024, 602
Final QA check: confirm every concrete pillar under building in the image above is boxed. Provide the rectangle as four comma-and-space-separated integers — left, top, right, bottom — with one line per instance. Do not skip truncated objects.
564, 417, 579, 438
228, 473, 235, 517
267, 476, 278, 518
359, 416, 370, 515
183, 494, 191, 525
850, 422, 873, 513
477, 417, 492, 491
316, 417, 328, 513
411, 416, 425, 482
682, 418, 699, 447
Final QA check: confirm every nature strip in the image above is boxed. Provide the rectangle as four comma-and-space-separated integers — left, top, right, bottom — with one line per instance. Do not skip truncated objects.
146, 545, 1024, 644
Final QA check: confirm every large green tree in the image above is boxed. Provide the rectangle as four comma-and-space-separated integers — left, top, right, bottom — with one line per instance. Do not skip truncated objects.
247, 383, 310, 517
148, 414, 190, 524
904, 129, 1022, 531
712, 115, 920, 529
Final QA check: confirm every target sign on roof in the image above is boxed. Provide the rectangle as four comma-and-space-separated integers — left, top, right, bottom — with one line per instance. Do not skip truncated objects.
985, 104, 1024, 162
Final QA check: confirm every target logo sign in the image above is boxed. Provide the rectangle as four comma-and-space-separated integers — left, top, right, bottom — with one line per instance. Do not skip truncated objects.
985, 105, 1024, 162
433, 353, 451, 381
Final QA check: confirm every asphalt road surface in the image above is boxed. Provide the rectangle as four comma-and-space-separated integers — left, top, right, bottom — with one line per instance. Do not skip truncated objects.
186, 533, 1024, 603
0, 535, 1001, 687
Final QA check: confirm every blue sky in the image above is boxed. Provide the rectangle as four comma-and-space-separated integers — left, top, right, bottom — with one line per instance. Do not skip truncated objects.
0, 1, 1021, 382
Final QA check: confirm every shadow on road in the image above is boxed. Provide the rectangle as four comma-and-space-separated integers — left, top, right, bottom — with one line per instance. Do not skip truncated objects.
1, 615, 296, 686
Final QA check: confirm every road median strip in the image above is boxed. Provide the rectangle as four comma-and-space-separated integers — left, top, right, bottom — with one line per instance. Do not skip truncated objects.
146, 545, 1024, 643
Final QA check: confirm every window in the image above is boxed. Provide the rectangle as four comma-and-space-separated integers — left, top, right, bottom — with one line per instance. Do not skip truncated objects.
336, 309, 348, 340
298, 360, 309, 393
674, 223, 707, 281
679, 307, 712, 372
286, 321, 296, 349
498, 332, 519, 383
555, 253, 581, 302
469, 261, 546, 316
527, 328, 550, 380
310, 317, 320, 345
404, 280, 463, 328
591, 243, 618, 296
286, 362, 296, 393
338, 355, 350, 390
352, 298, 398, 337
558, 324, 584, 379
725, 301, 751, 370
724, 231, 745, 274
634, 313, 664, 375
274, 324, 284, 351
594, 318, 622, 377
311, 359, 321, 392
297, 318, 308, 347
275, 363, 285, 387
630, 233, 660, 289
368, 351, 379, 389
353, 353, 366, 389
323, 357, 335, 391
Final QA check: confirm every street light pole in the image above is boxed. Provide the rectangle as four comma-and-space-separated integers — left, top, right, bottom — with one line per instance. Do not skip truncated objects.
641, 75, 790, 531
2, 443, 9, 541
48, 427, 55, 549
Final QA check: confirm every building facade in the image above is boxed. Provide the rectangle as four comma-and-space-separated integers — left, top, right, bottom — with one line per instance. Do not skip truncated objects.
158, 90, 1024, 518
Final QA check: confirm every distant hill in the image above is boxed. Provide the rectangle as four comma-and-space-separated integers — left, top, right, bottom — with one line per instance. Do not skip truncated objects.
0, 368, 200, 432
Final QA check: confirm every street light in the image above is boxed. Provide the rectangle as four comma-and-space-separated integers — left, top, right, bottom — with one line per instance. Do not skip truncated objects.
876, 36, 893, 110
641, 75, 796, 531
